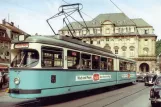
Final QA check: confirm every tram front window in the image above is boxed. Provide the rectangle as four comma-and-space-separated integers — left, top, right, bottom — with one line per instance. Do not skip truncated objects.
11, 49, 39, 68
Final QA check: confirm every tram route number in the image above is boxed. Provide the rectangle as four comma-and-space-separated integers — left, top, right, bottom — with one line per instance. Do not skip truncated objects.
76, 74, 112, 81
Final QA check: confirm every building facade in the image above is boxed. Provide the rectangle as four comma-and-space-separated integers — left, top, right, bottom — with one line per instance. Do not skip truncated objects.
59, 13, 157, 72
0, 19, 27, 72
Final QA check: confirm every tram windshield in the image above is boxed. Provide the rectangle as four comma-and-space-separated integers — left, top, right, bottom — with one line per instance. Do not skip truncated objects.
11, 49, 39, 68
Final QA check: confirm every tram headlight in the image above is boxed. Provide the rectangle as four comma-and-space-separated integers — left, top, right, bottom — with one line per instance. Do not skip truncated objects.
14, 78, 20, 85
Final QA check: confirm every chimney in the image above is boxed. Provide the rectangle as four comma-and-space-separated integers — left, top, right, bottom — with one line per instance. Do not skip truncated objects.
2, 19, 6, 25
11, 22, 14, 26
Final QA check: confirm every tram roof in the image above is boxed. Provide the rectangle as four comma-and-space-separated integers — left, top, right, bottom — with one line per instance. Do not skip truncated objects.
12, 35, 135, 62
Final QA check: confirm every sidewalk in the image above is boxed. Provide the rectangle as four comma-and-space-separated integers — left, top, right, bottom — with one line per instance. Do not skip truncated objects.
0, 84, 8, 95
0, 90, 33, 107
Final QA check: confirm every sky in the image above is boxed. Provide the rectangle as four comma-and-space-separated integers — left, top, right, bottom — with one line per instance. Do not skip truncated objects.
0, 0, 161, 39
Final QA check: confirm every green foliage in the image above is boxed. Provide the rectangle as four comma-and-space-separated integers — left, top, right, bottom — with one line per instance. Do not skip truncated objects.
156, 39, 161, 56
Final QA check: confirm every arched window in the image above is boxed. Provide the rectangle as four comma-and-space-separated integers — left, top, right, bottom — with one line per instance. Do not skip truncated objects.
129, 46, 135, 57
104, 44, 111, 50
114, 46, 119, 54
122, 46, 127, 57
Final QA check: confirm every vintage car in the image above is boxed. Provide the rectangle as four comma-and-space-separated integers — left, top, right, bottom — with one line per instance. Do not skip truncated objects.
136, 73, 146, 82
144, 74, 157, 86
149, 76, 161, 107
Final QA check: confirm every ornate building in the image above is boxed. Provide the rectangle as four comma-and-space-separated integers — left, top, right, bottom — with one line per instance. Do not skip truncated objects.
0, 19, 27, 72
59, 13, 157, 72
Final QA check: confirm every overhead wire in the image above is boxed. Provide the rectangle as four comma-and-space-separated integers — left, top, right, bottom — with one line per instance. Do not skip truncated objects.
109, 0, 140, 36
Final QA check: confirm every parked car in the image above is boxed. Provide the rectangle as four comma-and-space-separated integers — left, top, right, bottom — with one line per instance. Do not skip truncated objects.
149, 75, 161, 107
136, 73, 146, 82
144, 74, 157, 86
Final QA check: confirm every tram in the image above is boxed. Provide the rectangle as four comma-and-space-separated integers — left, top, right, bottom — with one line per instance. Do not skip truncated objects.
9, 35, 136, 99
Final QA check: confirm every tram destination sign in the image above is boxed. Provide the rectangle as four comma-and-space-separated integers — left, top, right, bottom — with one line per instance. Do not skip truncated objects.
76, 73, 112, 81
14, 43, 29, 48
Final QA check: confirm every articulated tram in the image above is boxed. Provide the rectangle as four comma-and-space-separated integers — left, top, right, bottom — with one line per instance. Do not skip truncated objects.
9, 35, 136, 99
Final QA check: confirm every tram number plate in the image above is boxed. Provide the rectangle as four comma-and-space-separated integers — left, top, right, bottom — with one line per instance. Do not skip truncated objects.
51, 75, 56, 83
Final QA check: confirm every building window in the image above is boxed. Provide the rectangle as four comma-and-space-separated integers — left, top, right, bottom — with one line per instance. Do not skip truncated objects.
90, 28, 93, 34
97, 40, 100, 44
93, 29, 97, 34
145, 39, 148, 46
127, 38, 130, 41
115, 50, 118, 54
106, 38, 109, 41
126, 27, 128, 32
119, 39, 122, 41
114, 46, 119, 54
0, 31, 5, 37
122, 46, 127, 57
76, 31, 80, 36
83, 29, 86, 35
129, 46, 135, 57
97, 29, 101, 34
104, 44, 111, 50
145, 30, 149, 34
90, 40, 93, 44
121, 28, 124, 33
115, 28, 119, 33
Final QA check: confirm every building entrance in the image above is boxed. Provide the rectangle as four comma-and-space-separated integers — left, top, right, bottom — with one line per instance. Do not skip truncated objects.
139, 63, 149, 72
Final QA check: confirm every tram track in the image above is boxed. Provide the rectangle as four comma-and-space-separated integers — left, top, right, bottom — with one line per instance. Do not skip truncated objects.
78, 86, 149, 107
14, 83, 149, 107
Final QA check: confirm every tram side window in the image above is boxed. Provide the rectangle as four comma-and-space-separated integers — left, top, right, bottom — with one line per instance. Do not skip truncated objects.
92, 55, 100, 69
126, 63, 131, 71
119, 61, 128, 71
130, 63, 135, 71
101, 57, 107, 70
81, 53, 91, 69
42, 47, 63, 68
108, 58, 113, 71
119, 61, 124, 71
67, 50, 80, 69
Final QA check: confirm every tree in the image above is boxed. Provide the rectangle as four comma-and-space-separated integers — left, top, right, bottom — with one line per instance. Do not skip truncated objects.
156, 39, 161, 56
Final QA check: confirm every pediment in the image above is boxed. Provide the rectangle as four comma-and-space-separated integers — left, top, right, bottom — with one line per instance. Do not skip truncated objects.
102, 20, 113, 25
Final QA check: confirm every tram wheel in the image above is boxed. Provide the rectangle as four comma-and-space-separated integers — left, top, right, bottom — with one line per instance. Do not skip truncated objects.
131, 81, 136, 85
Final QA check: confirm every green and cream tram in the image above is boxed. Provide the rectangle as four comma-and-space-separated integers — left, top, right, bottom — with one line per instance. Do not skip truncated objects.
9, 35, 136, 98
